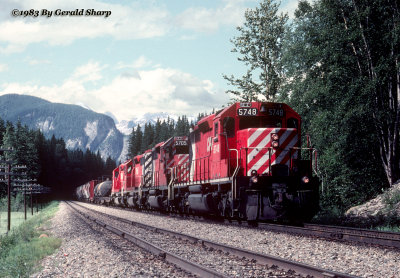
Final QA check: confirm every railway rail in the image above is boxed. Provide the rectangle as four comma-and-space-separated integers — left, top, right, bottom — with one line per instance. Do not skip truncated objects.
69, 201, 357, 278
66, 202, 226, 278
89, 200, 400, 250
258, 222, 400, 249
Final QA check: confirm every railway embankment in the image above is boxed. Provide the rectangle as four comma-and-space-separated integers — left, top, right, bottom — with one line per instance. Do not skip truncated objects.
31, 202, 191, 278
74, 202, 399, 278
345, 181, 400, 229
0, 201, 60, 278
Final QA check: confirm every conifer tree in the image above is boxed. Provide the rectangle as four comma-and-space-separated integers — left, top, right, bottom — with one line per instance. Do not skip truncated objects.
142, 123, 155, 151
0, 118, 5, 144
154, 119, 162, 144
160, 120, 169, 141
133, 124, 142, 156
127, 126, 136, 158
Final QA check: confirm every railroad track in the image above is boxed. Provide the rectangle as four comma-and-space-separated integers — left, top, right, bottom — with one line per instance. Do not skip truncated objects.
257, 222, 400, 249
88, 201, 400, 250
68, 201, 357, 278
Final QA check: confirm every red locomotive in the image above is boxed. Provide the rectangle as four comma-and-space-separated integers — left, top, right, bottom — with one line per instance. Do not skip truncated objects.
77, 102, 319, 221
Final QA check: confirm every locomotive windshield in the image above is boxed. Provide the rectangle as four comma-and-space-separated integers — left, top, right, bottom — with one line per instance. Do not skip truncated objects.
175, 145, 189, 154
239, 116, 282, 130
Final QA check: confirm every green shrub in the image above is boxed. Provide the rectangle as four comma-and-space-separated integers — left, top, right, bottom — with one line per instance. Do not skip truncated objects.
383, 189, 400, 209
0, 201, 61, 278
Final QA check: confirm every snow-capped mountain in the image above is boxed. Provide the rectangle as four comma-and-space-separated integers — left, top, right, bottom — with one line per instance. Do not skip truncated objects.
0, 94, 197, 163
116, 112, 179, 135
0, 94, 124, 161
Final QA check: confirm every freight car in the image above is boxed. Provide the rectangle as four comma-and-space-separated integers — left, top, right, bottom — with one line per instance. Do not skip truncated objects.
75, 180, 98, 202
94, 180, 112, 205
78, 101, 320, 222
75, 179, 112, 204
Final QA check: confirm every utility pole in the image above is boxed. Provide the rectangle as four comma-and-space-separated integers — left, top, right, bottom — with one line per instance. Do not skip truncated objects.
0, 147, 28, 233
30, 188, 33, 216
0, 147, 16, 233
24, 184, 26, 220
7, 164, 11, 231
12, 183, 50, 217
13, 178, 35, 220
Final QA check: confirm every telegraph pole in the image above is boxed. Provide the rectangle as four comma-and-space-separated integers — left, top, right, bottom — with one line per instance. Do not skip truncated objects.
12, 183, 50, 217
13, 178, 35, 220
7, 164, 11, 231
0, 147, 15, 233
24, 184, 26, 220
0, 147, 28, 232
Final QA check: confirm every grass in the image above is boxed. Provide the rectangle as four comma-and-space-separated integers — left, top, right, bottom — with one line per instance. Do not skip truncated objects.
0, 211, 35, 235
383, 188, 400, 209
0, 201, 61, 278
375, 225, 400, 233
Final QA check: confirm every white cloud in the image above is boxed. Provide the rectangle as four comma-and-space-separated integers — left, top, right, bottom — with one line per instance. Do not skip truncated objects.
71, 61, 106, 83
0, 1, 170, 53
0, 64, 8, 72
175, 1, 247, 33
0, 1, 256, 53
279, 0, 299, 18
0, 62, 229, 121
116, 56, 153, 70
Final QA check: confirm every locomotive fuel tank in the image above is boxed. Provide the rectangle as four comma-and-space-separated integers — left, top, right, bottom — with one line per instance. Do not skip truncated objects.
187, 193, 217, 214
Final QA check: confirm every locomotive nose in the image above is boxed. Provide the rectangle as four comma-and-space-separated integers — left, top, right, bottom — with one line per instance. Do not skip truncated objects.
238, 127, 298, 177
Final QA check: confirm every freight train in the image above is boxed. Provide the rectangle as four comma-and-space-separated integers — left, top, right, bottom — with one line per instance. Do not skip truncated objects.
76, 102, 320, 221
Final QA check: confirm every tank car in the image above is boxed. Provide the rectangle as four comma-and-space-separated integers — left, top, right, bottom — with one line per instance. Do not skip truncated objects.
94, 180, 112, 205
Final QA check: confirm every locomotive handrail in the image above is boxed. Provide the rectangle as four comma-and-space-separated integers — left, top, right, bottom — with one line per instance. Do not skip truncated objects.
191, 155, 210, 183
228, 148, 239, 178
228, 149, 239, 200
289, 147, 319, 175
312, 149, 318, 175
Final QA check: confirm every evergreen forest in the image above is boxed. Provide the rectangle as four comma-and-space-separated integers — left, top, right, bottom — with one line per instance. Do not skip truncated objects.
0, 119, 116, 199
223, 0, 399, 217
127, 115, 197, 158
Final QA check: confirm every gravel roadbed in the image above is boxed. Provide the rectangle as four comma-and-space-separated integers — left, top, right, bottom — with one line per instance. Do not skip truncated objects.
31, 202, 192, 278
77, 202, 400, 278
72, 203, 304, 278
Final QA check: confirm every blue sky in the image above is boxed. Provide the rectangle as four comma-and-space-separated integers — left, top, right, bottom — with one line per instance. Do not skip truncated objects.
0, 0, 298, 122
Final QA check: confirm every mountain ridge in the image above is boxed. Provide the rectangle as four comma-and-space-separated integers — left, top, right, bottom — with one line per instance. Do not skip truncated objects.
0, 94, 124, 161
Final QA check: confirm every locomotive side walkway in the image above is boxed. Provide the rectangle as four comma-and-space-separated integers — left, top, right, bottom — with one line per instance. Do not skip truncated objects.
31, 202, 191, 278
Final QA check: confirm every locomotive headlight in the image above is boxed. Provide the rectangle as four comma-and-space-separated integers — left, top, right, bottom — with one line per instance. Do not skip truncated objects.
302, 176, 310, 184
271, 133, 279, 141
272, 141, 279, 148
251, 176, 258, 183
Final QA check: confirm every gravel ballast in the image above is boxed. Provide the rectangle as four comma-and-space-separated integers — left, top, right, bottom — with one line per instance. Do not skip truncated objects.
76, 202, 400, 278
31, 202, 191, 278
71, 202, 304, 278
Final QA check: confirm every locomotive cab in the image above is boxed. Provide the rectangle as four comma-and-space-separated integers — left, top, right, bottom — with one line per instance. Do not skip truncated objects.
187, 102, 319, 221
233, 103, 319, 221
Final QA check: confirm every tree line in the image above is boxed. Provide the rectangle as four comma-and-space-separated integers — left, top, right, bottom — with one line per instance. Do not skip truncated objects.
225, 0, 399, 215
127, 115, 195, 158
0, 118, 117, 199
